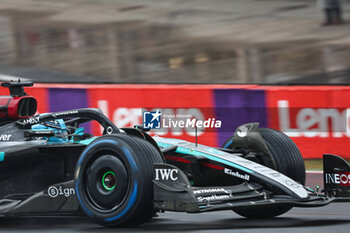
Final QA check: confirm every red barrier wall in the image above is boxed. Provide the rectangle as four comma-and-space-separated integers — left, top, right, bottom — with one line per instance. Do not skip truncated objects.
2, 83, 350, 159
87, 85, 218, 147
263, 86, 350, 159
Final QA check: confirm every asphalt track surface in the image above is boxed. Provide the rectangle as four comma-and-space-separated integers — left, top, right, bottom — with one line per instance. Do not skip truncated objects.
0, 173, 349, 233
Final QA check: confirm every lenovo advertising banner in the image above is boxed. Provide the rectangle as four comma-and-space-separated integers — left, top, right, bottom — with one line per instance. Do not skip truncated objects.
264, 86, 350, 159
87, 85, 219, 147
2, 83, 350, 159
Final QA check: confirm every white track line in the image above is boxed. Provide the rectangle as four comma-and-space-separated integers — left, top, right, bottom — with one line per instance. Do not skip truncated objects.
306, 170, 323, 174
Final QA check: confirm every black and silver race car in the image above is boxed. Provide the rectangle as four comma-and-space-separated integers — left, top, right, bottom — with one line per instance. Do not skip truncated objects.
0, 81, 349, 227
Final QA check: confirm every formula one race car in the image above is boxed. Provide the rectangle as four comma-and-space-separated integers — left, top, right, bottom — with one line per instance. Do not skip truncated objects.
0, 81, 349, 227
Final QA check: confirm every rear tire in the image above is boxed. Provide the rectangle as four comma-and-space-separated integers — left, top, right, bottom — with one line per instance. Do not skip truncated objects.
74, 134, 163, 227
223, 127, 305, 219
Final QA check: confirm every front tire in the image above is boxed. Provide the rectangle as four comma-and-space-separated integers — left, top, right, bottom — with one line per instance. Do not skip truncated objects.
74, 134, 163, 227
223, 127, 305, 219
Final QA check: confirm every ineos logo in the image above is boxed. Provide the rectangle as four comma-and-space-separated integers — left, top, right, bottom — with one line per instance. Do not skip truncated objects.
155, 169, 178, 181
325, 172, 350, 186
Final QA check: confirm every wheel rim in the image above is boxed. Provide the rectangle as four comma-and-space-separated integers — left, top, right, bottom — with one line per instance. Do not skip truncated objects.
102, 171, 116, 191
85, 154, 129, 211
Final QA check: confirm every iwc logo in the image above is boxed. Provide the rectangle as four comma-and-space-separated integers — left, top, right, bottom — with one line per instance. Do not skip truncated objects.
155, 169, 178, 181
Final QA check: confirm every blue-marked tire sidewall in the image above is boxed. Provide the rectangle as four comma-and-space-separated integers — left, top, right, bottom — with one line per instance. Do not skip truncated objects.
75, 137, 144, 225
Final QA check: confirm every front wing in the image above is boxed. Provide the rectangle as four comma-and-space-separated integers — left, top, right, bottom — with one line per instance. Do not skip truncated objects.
153, 162, 349, 213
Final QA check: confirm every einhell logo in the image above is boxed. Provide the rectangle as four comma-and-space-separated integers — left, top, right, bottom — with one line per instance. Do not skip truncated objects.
224, 168, 250, 181
324, 172, 350, 186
